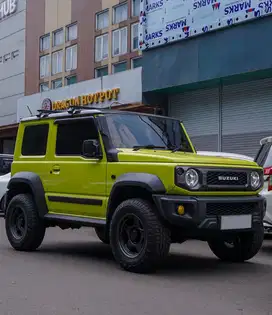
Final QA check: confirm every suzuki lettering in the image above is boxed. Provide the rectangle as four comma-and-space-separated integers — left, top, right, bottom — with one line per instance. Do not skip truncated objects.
218, 176, 239, 181
0, 0, 17, 21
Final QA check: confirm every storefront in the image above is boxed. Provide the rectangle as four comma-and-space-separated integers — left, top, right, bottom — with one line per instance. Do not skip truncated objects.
140, 0, 272, 158
17, 67, 152, 120
0, 0, 25, 153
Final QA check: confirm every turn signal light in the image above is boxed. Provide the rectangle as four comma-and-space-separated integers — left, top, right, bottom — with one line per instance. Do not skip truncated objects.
177, 205, 185, 215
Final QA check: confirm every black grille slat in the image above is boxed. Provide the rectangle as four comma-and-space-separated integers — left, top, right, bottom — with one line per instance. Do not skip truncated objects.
206, 203, 257, 216
207, 171, 247, 186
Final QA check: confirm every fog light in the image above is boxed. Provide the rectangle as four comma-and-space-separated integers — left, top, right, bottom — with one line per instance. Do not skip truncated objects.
177, 205, 185, 215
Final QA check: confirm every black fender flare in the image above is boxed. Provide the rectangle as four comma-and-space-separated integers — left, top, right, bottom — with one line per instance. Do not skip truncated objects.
6, 172, 48, 218
107, 172, 166, 221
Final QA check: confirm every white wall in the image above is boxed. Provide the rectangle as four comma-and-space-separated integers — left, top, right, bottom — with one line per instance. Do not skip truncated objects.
17, 67, 143, 121
0, 0, 26, 126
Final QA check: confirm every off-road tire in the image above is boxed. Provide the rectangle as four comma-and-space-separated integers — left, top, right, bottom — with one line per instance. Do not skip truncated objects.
110, 198, 171, 273
95, 227, 110, 244
5, 194, 46, 251
208, 226, 264, 262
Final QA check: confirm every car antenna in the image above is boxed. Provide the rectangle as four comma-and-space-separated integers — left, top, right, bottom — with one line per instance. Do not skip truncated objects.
27, 105, 33, 116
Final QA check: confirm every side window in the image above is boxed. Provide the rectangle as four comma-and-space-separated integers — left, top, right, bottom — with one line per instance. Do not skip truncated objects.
56, 119, 99, 156
22, 124, 49, 156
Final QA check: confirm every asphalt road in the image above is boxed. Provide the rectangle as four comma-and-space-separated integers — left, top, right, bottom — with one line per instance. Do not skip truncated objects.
0, 219, 272, 315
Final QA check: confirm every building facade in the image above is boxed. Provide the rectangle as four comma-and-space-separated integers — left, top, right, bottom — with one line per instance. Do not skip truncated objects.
141, 0, 272, 158
0, 0, 26, 153
25, 0, 142, 95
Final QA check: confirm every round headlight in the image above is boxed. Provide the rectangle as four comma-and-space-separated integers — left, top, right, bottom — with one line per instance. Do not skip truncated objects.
250, 171, 260, 189
185, 169, 199, 188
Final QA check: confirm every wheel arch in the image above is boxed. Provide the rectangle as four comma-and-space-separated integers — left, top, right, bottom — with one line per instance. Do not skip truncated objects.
6, 172, 48, 218
106, 173, 166, 226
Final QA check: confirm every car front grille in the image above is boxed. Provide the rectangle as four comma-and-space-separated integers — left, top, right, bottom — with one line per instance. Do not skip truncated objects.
206, 202, 257, 216
206, 171, 248, 186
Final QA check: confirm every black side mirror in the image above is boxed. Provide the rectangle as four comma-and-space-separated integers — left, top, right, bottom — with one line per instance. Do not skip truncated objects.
82, 139, 102, 159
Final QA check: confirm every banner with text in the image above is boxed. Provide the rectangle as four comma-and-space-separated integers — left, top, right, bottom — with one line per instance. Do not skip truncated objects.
139, 0, 271, 50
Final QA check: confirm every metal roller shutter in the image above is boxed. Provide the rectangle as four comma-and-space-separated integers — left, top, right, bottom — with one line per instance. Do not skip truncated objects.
168, 87, 220, 151
222, 78, 272, 158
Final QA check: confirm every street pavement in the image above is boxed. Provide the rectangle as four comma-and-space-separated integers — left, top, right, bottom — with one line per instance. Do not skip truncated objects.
0, 219, 272, 315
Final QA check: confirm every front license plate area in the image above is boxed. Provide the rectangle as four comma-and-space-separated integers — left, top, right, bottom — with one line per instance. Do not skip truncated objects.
221, 215, 252, 230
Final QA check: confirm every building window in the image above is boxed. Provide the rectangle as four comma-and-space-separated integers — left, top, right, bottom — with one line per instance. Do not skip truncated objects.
22, 125, 49, 156
40, 34, 50, 52
131, 57, 142, 68
66, 45, 77, 71
40, 82, 50, 92
95, 66, 108, 78
113, 61, 127, 73
112, 27, 127, 57
52, 50, 63, 75
56, 120, 99, 156
113, 3, 128, 24
40, 55, 50, 78
131, 23, 139, 51
95, 34, 108, 62
96, 10, 109, 30
52, 78, 63, 89
66, 23, 78, 41
132, 0, 140, 16
53, 29, 64, 47
66, 75, 77, 85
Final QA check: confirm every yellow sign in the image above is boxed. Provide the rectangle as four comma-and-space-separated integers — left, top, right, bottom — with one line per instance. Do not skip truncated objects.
52, 88, 120, 110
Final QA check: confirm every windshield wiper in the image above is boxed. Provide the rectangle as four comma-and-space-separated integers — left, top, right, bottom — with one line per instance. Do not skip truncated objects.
132, 145, 166, 151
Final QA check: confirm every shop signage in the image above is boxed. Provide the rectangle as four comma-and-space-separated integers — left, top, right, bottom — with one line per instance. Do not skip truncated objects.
0, 49, 19, 64
139, 0, 272, 51
42, 88, 120, 111
0, 0, 17, 21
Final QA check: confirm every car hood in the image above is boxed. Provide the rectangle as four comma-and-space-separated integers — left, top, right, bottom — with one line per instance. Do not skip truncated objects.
117, 149, 259, 167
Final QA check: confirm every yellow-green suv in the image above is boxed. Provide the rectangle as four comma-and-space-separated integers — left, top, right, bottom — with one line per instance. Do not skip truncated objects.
4, 107, 266, 273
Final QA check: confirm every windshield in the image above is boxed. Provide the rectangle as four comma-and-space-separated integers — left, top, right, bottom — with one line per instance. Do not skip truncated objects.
255, 142, 272, 168
103, 113, 193, 152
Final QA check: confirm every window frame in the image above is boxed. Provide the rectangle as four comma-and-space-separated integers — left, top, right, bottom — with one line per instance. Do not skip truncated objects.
65, 45, 78, 71
66, 23, 78, 41
113, 2, 128, 24
21, 124, 49, 157
55, 118, 101, 158
131, 22, 139, 51
40, 82, 50, 92
95, 66, 108, 78
132, 0, 140, 17
131, 57, 142, 69
52, 50, 64, 75
112, 27, 128, 57
112, 61, 127, 74
95, 33, 109, 62
96, 10, 109, 30
53, 28, 64, 47
40, 34, 50, 52
65, 75, 77, 86
40, 54, 50, 79
52, 78, 63, 89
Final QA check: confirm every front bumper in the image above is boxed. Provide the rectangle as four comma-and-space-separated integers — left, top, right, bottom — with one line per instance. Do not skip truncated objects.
153, 194, 266, 231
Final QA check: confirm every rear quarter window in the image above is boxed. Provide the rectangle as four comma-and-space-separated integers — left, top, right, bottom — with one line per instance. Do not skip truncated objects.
21, 124, 49, 156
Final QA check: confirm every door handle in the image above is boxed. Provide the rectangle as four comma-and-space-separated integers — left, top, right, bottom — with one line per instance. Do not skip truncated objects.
51, 165, 60, 174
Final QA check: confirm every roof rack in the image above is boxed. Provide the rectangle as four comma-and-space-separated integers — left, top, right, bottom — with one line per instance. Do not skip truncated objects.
36, 109, 64, 118
36, 102, 124, 118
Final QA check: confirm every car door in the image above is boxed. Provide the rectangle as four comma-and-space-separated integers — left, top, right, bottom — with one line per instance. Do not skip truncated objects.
45, 117, 107, 219
255, 139, 272, 226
